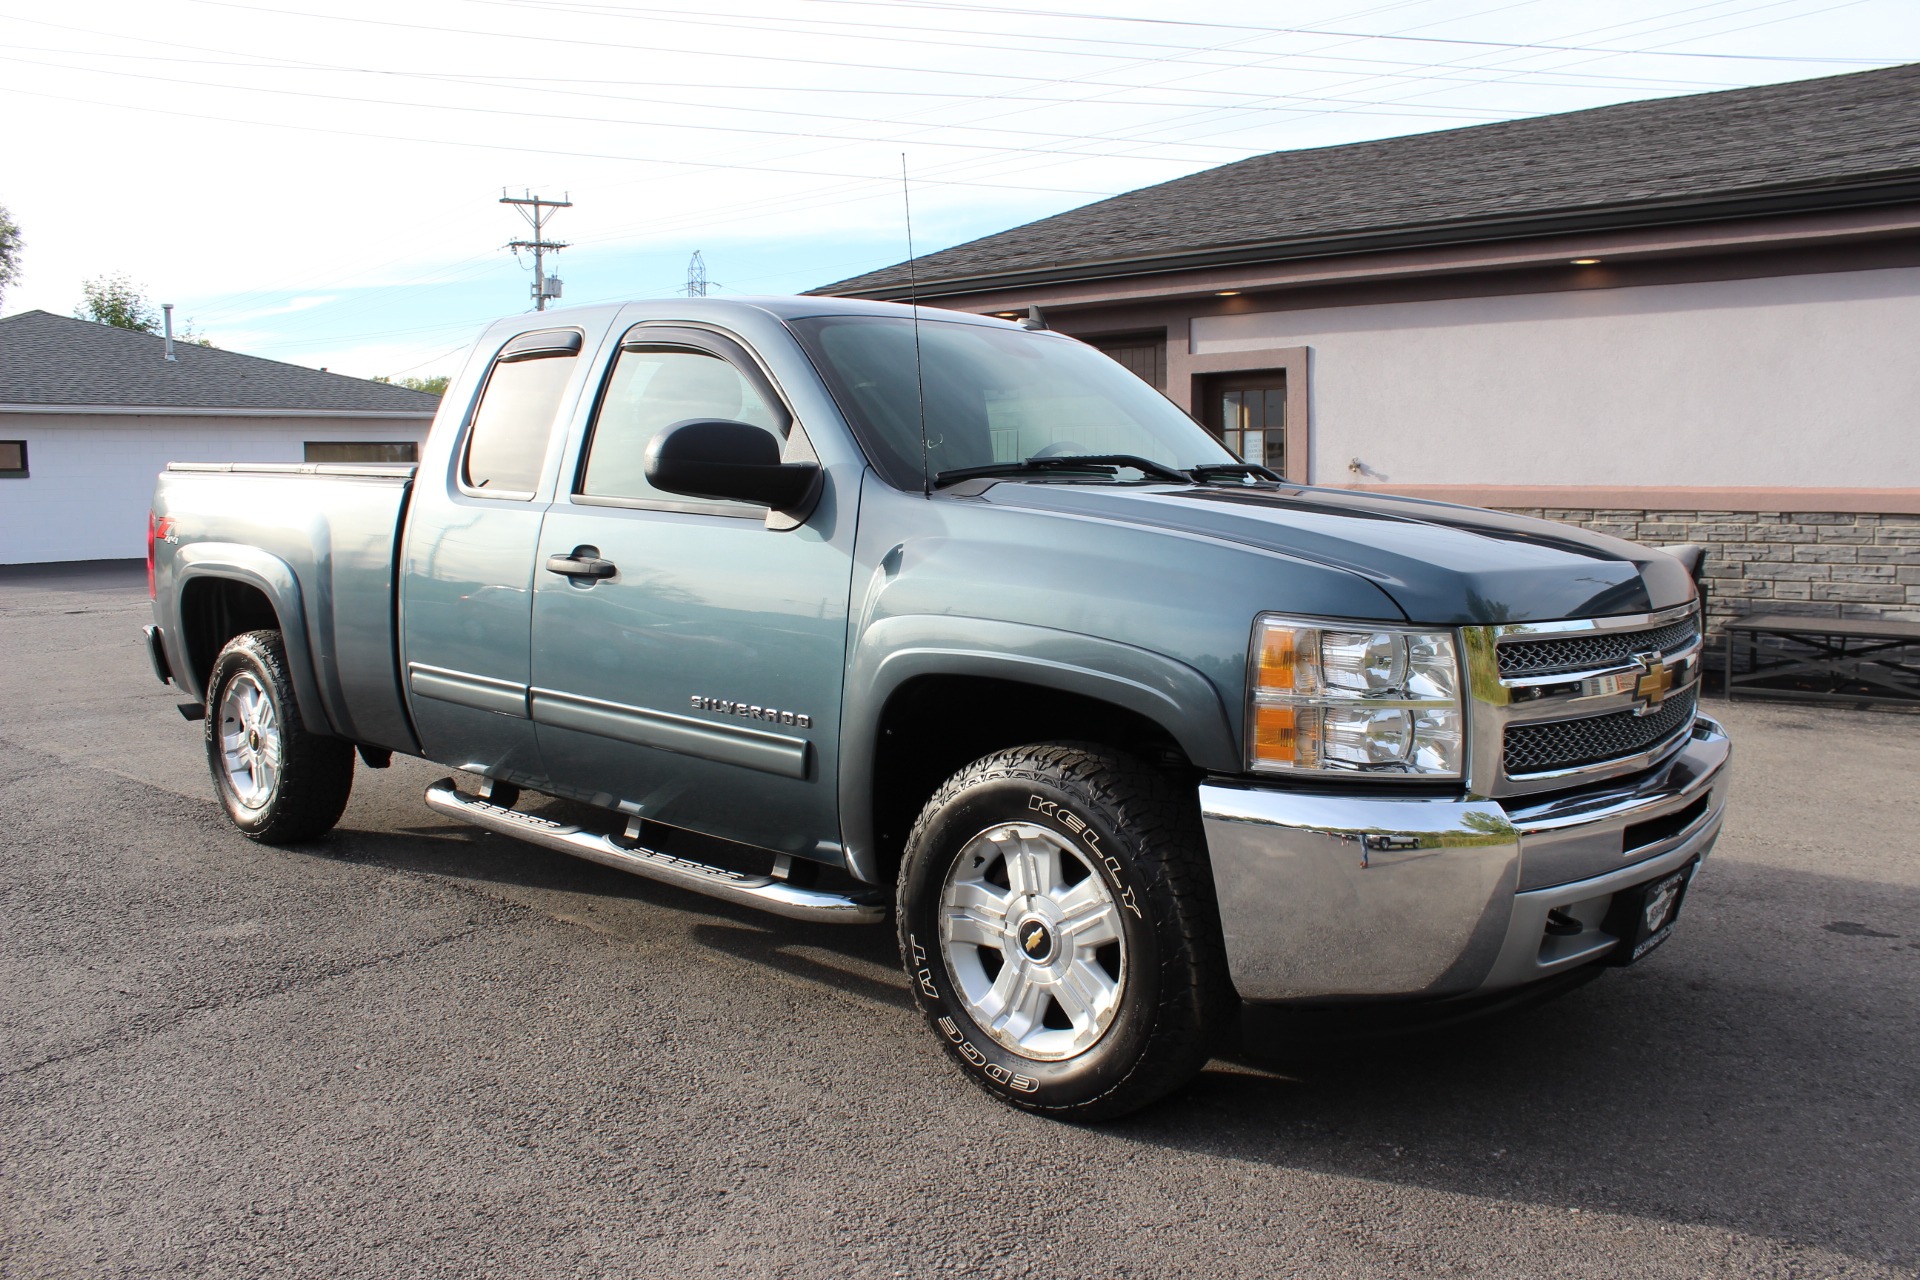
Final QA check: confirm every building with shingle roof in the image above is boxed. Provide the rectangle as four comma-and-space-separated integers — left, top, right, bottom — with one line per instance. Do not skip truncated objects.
1, 311, 439, 564
820, 63, 1920, 301
0, 310, 443, 414
817, 63, 1920, 632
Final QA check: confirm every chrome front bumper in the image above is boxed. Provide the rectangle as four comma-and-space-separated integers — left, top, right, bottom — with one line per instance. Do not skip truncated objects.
1200, 715, 1730, 1002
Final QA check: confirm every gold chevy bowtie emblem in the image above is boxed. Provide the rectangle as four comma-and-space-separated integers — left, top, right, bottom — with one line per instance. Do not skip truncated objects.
1635, 659, 1674, 707
1024, 927, 1046, 954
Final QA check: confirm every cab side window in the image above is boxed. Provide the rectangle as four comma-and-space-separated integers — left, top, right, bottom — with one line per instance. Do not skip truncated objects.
579, 346, 784, 504
462, 331, 582, 497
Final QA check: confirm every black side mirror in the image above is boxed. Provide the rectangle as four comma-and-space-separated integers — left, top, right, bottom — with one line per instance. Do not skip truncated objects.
644, 419, 821, 510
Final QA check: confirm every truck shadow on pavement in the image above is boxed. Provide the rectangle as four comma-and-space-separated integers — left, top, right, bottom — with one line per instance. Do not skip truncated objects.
314, 814, 1916, 1266
321, 814, 912, 1002
1125, 857, 1920, 1268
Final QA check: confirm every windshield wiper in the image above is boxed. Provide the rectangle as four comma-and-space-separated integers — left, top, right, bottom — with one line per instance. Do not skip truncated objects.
933, 454, 1193, 489
1189, 462, 1282, 485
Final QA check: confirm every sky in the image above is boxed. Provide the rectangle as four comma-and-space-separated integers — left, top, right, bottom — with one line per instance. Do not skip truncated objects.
1, 0, 1915, 383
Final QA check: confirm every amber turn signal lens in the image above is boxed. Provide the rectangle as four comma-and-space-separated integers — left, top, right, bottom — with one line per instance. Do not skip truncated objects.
1256, 626, 1298, 692
1251, 704, 1299, 765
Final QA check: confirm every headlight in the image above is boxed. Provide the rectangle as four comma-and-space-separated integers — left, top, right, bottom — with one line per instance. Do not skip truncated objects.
1247, 615, 1464, 777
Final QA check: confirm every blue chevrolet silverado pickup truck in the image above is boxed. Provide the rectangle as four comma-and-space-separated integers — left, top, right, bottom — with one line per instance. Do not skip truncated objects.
144, 296, 1729, 1118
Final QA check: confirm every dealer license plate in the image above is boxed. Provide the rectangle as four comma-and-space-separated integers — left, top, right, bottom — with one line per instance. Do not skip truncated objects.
1603, 860, 1698, 965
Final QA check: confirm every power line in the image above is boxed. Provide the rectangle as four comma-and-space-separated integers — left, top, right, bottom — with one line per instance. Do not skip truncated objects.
0, 38, 1604, 131
0, 81, 1121, 199
0, 14, 1752, 111
787, 0, 1901, 62
0, 51, 1309, 163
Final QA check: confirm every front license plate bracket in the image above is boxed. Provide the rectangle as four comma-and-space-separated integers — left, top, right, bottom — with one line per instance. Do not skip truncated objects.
1600, 859, 1699, 965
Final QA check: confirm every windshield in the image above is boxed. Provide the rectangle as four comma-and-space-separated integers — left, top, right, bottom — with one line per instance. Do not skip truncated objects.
789, 314, 1237, 491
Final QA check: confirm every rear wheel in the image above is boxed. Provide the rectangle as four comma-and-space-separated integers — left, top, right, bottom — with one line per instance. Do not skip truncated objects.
204, 629, 354, 844
896, 744, 1229, 1120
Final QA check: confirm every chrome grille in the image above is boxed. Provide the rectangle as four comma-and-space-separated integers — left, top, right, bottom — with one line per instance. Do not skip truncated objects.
1497, 617, 1698, 678
1504, 688, 1699, 775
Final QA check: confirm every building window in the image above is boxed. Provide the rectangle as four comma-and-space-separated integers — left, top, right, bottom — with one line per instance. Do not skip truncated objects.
1089, 332, 1167, 390
0, 440, 25, 478
1202, 372, 1288, 475
304, 441, 419, 464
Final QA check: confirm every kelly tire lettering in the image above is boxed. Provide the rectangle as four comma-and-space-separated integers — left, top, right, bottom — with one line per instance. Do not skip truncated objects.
895, 742, 1233, 1121
1028, 793, 1143, 919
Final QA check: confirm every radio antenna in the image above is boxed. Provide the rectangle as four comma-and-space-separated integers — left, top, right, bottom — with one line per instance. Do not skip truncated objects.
902, 154, 930, 497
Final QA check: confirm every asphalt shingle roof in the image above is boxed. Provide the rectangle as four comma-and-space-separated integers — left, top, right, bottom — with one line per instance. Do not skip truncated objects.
817, 62, 1920, 297
0, 310, 441, 413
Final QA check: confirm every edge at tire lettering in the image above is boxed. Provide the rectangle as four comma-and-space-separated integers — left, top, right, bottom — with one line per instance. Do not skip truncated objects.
936, 1017, 1038, 1093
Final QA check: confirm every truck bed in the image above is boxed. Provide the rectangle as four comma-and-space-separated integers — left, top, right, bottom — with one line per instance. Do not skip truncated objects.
152, 463, 420, 755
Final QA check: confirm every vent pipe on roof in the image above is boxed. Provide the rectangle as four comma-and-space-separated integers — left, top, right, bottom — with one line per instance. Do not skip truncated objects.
161, 304, 177, 362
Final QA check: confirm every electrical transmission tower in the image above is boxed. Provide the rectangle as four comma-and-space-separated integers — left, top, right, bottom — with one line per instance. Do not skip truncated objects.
500, 189, 572, 310
685, 250, 709, 298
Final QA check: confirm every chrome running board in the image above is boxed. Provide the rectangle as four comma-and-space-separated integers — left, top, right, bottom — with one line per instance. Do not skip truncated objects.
423, 778, 886, 924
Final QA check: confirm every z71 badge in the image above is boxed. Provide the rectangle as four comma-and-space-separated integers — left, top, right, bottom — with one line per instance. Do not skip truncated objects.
690, 695, 812, 729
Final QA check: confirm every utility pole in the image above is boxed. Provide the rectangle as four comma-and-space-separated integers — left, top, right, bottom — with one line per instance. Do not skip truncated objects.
500, 189, 572, 311
685, 250, 708, 298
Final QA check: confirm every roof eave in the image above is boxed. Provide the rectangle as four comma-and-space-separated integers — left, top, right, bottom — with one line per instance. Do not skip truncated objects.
815, 170, 1920, 301
0, 404, 438, 419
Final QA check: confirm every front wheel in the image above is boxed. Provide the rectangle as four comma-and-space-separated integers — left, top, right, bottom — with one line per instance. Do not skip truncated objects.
204, 629, 355, 844
896, 744, 1230, 1120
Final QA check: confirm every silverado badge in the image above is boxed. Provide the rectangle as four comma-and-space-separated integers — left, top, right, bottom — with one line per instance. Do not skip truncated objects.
690, 694, 812, 729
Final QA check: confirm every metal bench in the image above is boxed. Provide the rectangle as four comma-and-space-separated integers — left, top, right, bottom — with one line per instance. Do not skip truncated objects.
1724, 613, 1920, 705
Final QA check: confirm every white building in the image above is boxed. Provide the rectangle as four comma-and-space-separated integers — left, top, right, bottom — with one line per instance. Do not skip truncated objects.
0, 311, 438, 565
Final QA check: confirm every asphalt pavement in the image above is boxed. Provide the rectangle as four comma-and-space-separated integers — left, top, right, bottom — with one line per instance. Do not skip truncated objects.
2, 562, 1915, 1279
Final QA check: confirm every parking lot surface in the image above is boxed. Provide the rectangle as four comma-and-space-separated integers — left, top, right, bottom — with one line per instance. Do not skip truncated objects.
2, 563, 1916, 1279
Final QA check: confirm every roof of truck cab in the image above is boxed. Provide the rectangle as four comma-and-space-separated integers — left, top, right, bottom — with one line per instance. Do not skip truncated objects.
520, 295, 1007, 323
0, 310, 441, 414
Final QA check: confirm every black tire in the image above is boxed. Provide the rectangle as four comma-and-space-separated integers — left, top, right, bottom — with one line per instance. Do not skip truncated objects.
203, 629, 355, 844
896, 743, 1231, 1120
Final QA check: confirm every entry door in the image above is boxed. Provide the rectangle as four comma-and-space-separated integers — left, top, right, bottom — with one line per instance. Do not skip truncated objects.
1202, 371, 1288, 475
527, 328, 853, 858
399, 329, 582, 785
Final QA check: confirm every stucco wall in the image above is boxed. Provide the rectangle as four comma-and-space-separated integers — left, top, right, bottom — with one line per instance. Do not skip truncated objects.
0, 414, 430, 564
1191, 266, 1920, 489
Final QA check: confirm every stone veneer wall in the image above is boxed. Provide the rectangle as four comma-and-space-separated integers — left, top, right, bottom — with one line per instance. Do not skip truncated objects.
1500, 509, 1920, 642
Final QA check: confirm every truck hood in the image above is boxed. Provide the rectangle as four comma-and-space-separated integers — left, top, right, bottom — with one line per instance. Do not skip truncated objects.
973, 482, 1697, 624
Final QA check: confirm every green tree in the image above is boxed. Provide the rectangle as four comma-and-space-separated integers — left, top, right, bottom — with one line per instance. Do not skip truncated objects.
77, 272, 159, 332
375, 374, 450, 396
0, 202, 21, 309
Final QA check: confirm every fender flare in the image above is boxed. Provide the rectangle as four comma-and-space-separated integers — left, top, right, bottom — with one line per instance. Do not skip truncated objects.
169, 543, 336, 737
838, 614, 1238, 885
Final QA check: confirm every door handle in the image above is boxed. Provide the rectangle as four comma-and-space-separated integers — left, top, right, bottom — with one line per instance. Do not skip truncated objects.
546, 549, 616, 580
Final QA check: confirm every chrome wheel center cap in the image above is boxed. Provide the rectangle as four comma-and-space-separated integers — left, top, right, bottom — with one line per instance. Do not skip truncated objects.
1016, 917, 1056, 964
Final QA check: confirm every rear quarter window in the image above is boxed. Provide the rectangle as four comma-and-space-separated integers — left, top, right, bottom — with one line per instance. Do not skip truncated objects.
462, 332, 582, 497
